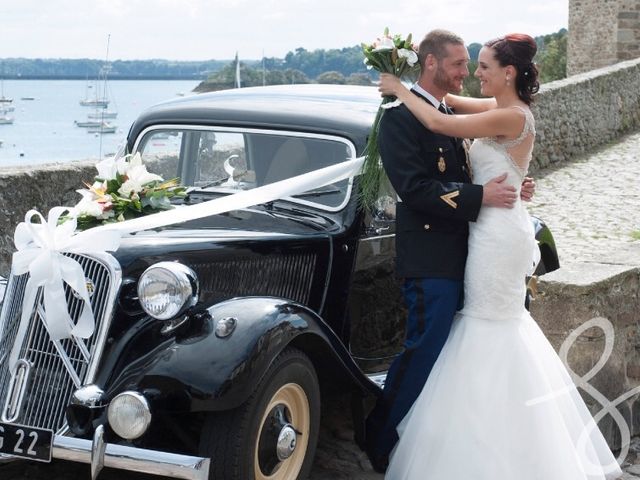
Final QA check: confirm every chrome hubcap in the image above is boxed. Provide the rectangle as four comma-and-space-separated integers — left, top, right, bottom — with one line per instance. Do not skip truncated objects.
276, 424, 297, 461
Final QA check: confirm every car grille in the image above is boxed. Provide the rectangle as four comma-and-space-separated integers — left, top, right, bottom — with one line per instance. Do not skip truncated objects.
0, 253, 120, 434
193, 252, 317, 306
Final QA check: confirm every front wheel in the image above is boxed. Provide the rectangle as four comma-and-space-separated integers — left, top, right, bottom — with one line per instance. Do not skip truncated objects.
199, 347, 321, 480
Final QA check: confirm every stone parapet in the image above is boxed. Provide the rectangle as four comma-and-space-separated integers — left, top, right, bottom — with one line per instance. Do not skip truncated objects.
531, 57, 640, 170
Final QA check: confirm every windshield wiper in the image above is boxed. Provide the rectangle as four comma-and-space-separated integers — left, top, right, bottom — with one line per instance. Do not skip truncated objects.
292, 185, 342, 198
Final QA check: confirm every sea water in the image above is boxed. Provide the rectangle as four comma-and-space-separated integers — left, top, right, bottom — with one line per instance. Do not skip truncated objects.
0, 79, 200, 167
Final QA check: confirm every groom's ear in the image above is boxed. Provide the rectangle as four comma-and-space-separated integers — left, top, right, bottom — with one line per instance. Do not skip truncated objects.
425, 53, 437, 70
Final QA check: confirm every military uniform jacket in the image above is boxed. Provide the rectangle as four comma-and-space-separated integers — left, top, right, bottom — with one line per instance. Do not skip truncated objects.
378, 91, 483, 280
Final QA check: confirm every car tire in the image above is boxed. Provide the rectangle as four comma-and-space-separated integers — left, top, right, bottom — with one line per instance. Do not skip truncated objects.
199, 347, 320, 480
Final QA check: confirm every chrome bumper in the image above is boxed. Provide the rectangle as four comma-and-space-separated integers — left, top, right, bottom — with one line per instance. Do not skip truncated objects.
52, 429, 210, 480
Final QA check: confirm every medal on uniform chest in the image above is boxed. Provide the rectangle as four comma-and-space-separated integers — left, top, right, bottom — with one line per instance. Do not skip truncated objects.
437, 147, 446, 173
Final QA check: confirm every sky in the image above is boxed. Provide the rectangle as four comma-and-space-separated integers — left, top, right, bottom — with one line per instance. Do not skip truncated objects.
0, 0, 568, 61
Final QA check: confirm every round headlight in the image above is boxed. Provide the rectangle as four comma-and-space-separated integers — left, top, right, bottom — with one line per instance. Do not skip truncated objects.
137, 262, 198, 320
107, 391, 151, 440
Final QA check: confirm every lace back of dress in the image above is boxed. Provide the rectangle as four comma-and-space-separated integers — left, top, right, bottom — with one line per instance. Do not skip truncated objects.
501, 106, 536, 177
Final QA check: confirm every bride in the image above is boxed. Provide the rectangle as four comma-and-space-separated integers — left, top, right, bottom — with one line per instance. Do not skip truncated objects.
378, 34, 622, 480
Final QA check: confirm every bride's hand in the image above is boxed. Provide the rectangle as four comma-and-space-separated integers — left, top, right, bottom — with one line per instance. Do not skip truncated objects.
378, 73, 404, 97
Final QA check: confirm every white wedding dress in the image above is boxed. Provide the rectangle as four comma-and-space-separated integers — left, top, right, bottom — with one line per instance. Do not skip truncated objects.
385, 107, 622, 480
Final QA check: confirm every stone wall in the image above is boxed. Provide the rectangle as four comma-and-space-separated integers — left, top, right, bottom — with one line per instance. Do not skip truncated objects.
532, 57, 640, 170
568, 0, 640, 75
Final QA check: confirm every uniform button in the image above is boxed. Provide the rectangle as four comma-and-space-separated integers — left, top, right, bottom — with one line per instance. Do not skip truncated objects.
423, 224, 430, 230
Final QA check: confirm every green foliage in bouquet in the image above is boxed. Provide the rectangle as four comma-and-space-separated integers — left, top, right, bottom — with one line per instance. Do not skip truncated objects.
360, 28, 421, 210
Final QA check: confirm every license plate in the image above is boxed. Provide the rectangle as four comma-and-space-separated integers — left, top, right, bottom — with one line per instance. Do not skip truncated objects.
0, 422, 53, 462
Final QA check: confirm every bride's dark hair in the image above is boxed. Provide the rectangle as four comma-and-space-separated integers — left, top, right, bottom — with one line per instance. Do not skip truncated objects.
484, 33, 540, 105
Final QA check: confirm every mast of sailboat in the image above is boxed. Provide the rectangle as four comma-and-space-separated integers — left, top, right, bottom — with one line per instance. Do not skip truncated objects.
262, 50, 266, 86
99, 34, 111, 160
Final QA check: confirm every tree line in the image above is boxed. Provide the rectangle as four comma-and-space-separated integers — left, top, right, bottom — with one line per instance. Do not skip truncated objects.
0, 28, 567, 92
197, 29, 568, 93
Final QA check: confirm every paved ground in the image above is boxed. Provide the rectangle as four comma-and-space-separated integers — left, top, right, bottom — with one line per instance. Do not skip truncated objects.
526, 130, 640, 268
2, 132, 640, 479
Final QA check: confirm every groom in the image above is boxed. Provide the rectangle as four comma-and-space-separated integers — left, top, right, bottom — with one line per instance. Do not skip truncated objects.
364, 29, 533, 471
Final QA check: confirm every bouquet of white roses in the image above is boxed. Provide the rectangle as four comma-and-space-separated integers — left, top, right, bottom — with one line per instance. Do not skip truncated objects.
360, 28, 420, 209
71, 152, 186, 230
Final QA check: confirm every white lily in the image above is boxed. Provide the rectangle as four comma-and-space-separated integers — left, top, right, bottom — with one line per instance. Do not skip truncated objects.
373, 36, 395, 52
398, 49, 419, 66
118, 164, 163, 197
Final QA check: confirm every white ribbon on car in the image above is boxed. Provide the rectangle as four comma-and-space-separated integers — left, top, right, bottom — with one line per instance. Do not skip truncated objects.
9, 207, 121, 373
8, 157, 365, 372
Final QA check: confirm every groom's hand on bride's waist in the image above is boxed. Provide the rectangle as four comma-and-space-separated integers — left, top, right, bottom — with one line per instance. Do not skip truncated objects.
482, 172, 517, 208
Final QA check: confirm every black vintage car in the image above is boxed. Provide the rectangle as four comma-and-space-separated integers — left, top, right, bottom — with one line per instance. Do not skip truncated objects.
0, 85, 559, 480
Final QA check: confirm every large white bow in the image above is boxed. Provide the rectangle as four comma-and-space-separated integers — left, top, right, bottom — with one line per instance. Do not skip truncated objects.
9, 207, 121, 371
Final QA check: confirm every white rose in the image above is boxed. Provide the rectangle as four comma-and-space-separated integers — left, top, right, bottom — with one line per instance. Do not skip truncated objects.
398, 49, 419, 66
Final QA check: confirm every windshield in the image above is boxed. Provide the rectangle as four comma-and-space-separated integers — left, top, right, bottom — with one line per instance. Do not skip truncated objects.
135, 127, 356, 211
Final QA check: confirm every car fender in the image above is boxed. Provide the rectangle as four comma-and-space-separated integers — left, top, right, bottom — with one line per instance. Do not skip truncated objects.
107, 296, 378, 414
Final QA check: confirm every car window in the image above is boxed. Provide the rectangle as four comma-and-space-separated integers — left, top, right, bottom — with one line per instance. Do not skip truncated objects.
137, 128, 355, 211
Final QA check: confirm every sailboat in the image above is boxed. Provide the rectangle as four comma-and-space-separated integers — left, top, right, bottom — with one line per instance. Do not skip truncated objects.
88, 121, 117, 134
79, 73, 109, 108
76, 35, 118, 133
79, 41, 114, 110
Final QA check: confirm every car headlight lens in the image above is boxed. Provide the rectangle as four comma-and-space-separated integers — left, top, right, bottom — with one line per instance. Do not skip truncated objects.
108, 391, 152, 440
137, 262, 198, 320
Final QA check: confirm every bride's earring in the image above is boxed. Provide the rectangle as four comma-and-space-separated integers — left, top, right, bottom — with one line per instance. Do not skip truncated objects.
506, 76, 511, 86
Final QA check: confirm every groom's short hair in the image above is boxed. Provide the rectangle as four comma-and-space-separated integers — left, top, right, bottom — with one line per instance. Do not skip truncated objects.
418, 29, 465, 69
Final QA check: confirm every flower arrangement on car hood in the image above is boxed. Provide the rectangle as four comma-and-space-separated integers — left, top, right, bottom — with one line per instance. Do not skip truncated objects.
360, 28, 420, 209
72, 152, 186, 230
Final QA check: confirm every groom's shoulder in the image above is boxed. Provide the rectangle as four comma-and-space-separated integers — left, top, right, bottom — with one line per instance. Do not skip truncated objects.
380, 102, 420, 129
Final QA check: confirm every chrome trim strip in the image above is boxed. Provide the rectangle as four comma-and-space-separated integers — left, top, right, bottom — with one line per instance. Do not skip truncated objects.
52, 435, 210, 480
2, 359, 31, 422
0, 275, 7, 307
132, 124, 358, 213
81, 252, 122, 386
91, 425, 106, 480
359, 234, 395, 242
